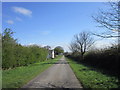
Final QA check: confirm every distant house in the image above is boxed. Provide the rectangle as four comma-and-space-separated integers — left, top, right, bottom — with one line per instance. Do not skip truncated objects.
47, 49, 54, 59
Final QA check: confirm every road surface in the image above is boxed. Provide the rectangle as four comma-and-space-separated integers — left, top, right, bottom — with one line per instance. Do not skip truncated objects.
22, 56, 83, 88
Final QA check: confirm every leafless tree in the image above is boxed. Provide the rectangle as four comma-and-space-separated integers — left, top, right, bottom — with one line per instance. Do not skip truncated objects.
69, 42, 78, 53
69, 32, 94, 59
92, 1, 120, 38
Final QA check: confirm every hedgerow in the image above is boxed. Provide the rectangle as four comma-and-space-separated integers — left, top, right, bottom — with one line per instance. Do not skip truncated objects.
65, 44, 119, 77
2, 28, 48, 69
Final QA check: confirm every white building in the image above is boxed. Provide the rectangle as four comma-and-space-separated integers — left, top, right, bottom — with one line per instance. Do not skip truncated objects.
47, 49, 54, 59
51, 49, 54, 58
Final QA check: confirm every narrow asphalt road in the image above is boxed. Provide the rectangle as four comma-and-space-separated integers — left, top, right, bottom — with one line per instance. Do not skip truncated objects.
22, 56, 83, 88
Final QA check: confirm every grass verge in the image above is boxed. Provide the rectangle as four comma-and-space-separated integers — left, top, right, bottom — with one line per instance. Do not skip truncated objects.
66, 57, 119, 89
2, 55, 62, 88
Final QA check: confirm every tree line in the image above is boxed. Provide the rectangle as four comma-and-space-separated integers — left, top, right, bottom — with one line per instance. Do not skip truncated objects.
2, 28, 48, 69
65, 1, 119, 76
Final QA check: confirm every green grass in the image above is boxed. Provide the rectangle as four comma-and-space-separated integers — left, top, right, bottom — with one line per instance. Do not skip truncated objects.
2, 55, 62, 88
66, 57, 119, 89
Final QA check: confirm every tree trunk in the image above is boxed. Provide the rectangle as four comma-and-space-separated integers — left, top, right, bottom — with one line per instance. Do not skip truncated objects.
81, 52, 84, 60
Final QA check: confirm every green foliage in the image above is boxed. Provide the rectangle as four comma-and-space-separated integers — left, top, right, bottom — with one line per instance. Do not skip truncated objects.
0, 33, 2, 65
54, 46, 64, 55
2, 28, 17, 68
66, 58, 119, 88
2, 28, 48, 69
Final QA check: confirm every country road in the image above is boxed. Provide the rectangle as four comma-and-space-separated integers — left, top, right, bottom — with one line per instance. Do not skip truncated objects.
22, 56, 83, 88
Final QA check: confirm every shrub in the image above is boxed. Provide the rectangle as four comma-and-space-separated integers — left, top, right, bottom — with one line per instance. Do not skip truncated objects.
2, 28, 48, 69
67, 44, 119, 76
83, 45, 119, 76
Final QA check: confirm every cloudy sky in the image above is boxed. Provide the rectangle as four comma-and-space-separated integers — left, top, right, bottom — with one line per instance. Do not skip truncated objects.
2, 2, 117, 52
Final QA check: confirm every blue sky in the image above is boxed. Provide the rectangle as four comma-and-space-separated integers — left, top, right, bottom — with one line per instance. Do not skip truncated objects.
2, 2, 116, 52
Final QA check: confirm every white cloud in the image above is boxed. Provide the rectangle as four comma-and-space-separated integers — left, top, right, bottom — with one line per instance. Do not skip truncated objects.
94, 40, 112, 49
28, 43, 35, 45
58, 43, 69, 52
41, 31, 51, 35
12, 6, 32, 17
6, 20, 14, 24
16, 17, 22, 21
